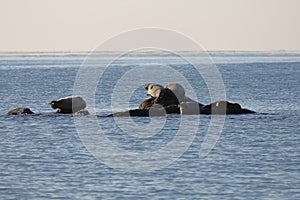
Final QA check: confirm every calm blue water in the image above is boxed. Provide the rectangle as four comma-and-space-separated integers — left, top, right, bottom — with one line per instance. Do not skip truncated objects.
0, 52, 299, 199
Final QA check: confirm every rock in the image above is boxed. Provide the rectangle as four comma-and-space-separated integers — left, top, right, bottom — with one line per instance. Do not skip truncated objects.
200, 101, 255, 115
108, 83, 255, 117
108, 105, 180, 117
179, 102, 203, 115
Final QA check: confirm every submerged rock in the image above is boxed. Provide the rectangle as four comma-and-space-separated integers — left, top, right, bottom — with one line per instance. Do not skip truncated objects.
107, 104, 180, 117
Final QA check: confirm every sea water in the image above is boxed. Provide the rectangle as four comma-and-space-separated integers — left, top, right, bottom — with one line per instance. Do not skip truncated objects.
0, 52, 299, 199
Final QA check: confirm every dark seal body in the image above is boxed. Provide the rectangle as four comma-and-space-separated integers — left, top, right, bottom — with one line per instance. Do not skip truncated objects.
7, 108, 34, 115
49, 96, 87, 114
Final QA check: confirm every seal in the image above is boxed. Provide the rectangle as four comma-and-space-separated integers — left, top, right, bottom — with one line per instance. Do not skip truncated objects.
138, 97, 155, 109
7, 108, 34, 115
49, 96, 87, 114
164, 82, 200, 104
164, 82, 186, 103
144, 83, 179, 107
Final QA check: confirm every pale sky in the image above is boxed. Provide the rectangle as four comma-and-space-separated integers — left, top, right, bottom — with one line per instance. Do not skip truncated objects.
0, 0, 299, 51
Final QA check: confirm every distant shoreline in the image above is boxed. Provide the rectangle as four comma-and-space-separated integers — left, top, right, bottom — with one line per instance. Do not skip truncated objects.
0, 50, 299, 56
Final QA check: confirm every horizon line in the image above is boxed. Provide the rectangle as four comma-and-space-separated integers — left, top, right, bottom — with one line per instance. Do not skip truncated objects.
0, 49, 299, 53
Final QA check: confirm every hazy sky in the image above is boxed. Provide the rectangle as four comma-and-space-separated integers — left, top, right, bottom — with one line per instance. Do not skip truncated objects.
1, 0, 299, 51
